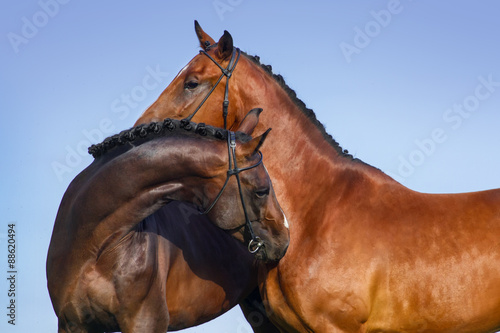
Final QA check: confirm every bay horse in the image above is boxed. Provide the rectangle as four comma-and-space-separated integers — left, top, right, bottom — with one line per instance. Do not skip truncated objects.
134, 22, 500, 332
46, 118, 289, 333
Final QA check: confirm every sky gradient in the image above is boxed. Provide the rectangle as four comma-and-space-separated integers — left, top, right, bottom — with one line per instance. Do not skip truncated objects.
1, 1, 500, 332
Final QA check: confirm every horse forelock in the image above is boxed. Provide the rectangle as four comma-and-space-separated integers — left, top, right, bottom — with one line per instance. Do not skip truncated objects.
242, 52, 354, 160
88, 118, 252, 159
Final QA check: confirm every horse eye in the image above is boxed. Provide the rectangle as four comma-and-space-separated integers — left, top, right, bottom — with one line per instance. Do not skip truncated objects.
184, 81, 199, 90
255, 188, 270, 198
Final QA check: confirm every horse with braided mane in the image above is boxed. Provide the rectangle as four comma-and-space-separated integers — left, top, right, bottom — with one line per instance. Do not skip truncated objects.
47, 118, 289, 332
133, 21, 500, 333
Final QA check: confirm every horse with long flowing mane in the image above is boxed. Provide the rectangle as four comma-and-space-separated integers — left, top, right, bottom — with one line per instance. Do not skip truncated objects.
134, 22, 500, 332
46, 118, 289, 332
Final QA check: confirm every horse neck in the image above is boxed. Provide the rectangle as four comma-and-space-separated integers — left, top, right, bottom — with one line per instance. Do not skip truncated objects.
236, 59, 395, 231
71, 138, 221, 247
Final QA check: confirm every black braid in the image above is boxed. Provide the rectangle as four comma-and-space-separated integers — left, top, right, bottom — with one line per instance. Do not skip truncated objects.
195, 123, 208, 136
180, 119, 193, 131
163, 118, 175, 131
87, 118, 251, 159
214, 130, 225, 140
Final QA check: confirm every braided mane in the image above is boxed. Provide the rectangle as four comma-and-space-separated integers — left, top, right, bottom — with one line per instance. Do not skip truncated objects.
242, 52, 353, 159
91, 52, 352, 160
88, 118, 249, 158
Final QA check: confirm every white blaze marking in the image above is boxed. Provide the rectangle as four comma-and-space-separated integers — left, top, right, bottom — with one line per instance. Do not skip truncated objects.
173, 62, 191, 81
281, 209, 289, 229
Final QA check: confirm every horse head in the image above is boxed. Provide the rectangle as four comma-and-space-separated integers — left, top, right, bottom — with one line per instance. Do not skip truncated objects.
87, 117, 289, 262
135, 21, 273, 135
198, 125, 289, 262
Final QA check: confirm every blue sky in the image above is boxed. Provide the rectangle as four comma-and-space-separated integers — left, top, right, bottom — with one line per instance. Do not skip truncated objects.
1, 1, 499, 332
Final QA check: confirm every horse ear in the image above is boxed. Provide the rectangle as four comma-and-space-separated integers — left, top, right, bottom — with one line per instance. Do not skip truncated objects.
240, 128, 272, 157
216, 30, 234, 60
194, 20, 215, 50
236, 108, 263, 135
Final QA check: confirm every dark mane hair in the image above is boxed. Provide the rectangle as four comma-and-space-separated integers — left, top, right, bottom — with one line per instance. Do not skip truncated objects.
242, 52, 353, 160
88, 118, 250, 158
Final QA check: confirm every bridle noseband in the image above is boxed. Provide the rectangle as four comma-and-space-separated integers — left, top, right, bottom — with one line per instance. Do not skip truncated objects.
184, 43, 241, 130
200, 131, 264, 254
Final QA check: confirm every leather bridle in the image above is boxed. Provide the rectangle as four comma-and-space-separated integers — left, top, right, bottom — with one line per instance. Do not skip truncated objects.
183, 43, 264, 253
184, 43, 241, 130
200, 131, 264, 254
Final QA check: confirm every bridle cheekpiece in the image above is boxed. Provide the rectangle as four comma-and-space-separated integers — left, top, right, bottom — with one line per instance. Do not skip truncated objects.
184, 43, 241, 130
184, 43, 263, 254
200, 131, 264, 254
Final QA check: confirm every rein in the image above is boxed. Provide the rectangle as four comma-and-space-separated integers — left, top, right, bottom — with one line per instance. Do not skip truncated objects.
201, 131, 264, 254
184, 43, 241, 130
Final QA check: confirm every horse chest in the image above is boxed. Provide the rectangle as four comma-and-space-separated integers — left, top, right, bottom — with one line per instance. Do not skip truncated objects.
263, 252, 372, 332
